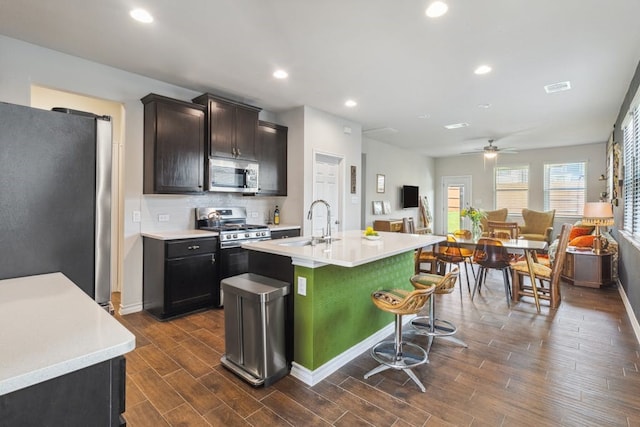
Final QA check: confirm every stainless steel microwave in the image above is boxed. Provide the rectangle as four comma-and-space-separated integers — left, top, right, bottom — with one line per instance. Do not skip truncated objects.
208, 158, 259, 193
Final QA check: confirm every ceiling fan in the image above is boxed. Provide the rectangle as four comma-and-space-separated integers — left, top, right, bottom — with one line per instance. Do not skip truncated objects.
460, 139, 518, 158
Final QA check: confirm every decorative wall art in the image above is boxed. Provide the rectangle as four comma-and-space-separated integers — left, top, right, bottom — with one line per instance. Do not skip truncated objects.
376, 174, 385, 193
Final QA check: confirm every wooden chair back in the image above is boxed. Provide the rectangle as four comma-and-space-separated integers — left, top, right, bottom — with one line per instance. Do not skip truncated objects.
487, 221, 519, 239
549, 223, 573, 290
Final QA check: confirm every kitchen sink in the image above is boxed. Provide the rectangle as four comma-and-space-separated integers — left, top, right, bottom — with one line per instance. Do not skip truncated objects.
277, 238, 340, 247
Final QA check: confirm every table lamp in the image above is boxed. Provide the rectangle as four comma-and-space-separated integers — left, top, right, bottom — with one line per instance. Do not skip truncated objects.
582, 202, 614, 254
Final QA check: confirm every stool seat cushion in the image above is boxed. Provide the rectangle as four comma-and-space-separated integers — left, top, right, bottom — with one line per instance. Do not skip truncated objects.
371, 287, 434, 315
511, 260, 551, 278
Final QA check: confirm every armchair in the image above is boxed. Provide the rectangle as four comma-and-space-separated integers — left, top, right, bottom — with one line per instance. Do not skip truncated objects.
519, 209, 555, 244
479, 208, 508, 234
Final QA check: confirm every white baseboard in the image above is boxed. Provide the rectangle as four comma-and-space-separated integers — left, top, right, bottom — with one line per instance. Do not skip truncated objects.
118, 302, 143, 315
617, 280, 640, 344
289, 315, 415, 386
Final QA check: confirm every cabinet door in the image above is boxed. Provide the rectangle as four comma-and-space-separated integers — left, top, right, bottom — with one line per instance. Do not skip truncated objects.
234, 106, 259, 161
209, 99, 236, 159
165, 253, 217, 314
143, 95, 205, 194
256, 121, 288, 195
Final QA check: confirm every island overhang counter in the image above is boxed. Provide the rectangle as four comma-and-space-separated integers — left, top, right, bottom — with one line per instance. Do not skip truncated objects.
242, 230, 444, 385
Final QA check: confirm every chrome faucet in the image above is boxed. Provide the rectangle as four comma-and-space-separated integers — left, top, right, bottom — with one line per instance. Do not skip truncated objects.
307, 199, 332, 244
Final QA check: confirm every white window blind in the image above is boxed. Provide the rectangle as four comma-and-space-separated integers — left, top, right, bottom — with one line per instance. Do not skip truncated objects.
623, 105, 640, 235
495, 166, 528, 214
543, 162, 586, 216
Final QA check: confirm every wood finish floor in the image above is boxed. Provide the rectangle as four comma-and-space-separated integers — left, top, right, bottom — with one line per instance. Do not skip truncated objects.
114, 269, 640, 426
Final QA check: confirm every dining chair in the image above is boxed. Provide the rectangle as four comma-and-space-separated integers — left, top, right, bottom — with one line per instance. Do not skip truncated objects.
487, 221, 519, 239
511, 223, 573, 311
414, 246, 439, 275
471, 238, 512, 306
436, 234, 473, 293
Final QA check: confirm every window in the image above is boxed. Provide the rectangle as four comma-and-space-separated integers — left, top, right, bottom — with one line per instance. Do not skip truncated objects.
623, 104, 640, 235
495, 166, 528, 214
543, 162, 586, 216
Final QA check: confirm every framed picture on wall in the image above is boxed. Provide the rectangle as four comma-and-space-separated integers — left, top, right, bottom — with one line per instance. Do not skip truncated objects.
376, 174, 385, 193
372, 201, 383, 215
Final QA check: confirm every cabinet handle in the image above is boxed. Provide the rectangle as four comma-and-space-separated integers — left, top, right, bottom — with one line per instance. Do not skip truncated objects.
232, 147, 237, 157
187, 245, 200, 250
211, 254, 216, 263
236, 148, 241, 157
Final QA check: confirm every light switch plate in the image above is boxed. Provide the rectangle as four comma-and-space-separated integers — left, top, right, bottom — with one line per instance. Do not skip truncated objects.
297, 277, 307, 296
132, 210, 141, 223
158, 214, 170, 222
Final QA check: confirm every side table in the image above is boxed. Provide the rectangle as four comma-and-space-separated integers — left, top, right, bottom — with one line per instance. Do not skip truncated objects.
561, 248, 613, 288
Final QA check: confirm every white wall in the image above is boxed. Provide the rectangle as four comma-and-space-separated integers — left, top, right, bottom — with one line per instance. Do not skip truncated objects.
433, 142, 607, 235
362, 137, 435, 229
279, 106, 363, 235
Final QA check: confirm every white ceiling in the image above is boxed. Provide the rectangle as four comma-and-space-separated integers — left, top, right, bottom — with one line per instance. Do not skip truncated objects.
1, 0, 640, 157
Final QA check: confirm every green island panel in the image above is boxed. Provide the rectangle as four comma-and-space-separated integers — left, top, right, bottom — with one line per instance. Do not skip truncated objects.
293, 251, 414, 370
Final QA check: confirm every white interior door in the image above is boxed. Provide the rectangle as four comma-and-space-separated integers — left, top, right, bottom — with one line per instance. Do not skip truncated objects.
441, 175, 472, 234
312, 153, 342, 236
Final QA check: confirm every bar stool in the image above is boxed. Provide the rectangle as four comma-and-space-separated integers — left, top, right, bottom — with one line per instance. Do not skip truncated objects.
409, 267, 467, 355
364, 285, 436, 392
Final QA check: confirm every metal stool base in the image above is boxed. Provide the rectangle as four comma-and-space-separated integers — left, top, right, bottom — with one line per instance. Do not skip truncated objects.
364, 341, 428, 392
410, 315, 468, 354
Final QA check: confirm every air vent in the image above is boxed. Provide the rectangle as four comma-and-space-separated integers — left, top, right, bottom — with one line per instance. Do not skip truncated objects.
544, 81, 571, 94
363, 127, 399, 135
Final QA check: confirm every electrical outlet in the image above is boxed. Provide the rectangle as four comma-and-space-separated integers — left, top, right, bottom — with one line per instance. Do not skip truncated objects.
158, 214, 170, 222
297, 277, 307, 296
132, 210, 141, 223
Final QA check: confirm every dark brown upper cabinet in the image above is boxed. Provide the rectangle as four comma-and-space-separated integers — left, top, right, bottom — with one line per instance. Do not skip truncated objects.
256, 120, 288, 196
192, 93, 261, 161
141, 94, 206, 194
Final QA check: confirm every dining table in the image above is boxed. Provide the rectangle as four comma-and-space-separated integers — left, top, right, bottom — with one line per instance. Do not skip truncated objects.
448, 236, 548, 310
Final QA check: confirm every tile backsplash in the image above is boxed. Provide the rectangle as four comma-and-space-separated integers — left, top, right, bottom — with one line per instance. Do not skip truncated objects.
140, 194, 285, 232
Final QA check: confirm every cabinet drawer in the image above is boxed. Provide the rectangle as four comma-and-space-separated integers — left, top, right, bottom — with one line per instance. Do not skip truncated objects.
166, 238, 217, 258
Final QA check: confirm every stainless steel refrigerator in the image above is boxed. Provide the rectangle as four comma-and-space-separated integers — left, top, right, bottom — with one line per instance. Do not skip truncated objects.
0, 101, 112, 308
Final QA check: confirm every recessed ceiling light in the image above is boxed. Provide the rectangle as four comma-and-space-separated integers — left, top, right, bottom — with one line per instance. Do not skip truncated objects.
474, 65, 492, 75
477, 103, 492, 109
130, 8, 153, 23
544, 81, 571, 93
444, 122, 469, 130
273, 70, 288, 79
345, 99, 357, 108
426, 1, 448, 18
417, 113, 431, 119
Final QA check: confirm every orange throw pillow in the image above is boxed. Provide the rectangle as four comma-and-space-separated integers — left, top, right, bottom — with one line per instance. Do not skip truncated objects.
569, 235, 596, 248
569, 226, 594, 240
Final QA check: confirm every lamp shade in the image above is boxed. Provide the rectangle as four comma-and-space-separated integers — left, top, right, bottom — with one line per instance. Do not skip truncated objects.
582, 202, 614, 226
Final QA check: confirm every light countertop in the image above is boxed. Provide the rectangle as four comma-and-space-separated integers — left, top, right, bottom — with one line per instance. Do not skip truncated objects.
0, 273, 136, 395
242, 230, 444, 268
141, 229, 219, 240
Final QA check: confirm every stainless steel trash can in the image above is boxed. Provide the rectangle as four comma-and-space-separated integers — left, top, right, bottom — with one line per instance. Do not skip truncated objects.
220, 273, 290, 386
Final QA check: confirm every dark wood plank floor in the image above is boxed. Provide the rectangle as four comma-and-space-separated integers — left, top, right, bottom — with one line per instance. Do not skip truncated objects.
114, 268, 640, 426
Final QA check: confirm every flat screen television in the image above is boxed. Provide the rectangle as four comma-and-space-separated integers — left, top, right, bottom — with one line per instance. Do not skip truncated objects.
401, 185, 419, 208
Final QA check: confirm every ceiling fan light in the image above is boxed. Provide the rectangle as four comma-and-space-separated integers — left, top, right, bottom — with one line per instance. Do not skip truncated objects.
484, 151, 497, 159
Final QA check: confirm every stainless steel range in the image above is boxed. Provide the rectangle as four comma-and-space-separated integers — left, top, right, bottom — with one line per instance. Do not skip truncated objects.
196, 207, 271, 306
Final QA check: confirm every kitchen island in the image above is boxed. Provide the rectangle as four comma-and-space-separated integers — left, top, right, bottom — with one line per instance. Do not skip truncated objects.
243, 230, 444, 385
0, 273, 135, 426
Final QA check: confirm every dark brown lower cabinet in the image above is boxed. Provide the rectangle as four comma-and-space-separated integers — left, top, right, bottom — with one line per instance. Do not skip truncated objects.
561, 249, 613, 288
0, 356, 126, 427
144, 236, 219, 319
